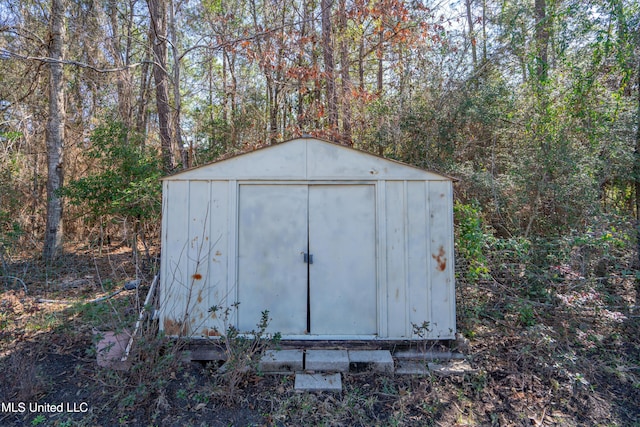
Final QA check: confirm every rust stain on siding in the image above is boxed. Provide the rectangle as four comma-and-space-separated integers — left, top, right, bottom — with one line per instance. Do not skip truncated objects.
192, 273, 202, 280
164, 318, 187, 335
197, 289, 203, 304
432, 246, 447, 271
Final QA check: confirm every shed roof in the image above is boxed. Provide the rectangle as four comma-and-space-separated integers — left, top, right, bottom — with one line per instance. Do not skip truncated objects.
163, 137, 453, 181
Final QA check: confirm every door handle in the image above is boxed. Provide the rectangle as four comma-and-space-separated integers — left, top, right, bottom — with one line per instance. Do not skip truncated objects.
303, 253, 313, 264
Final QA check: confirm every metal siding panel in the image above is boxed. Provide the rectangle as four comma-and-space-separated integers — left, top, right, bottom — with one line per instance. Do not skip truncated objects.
227, 180, 238, 328
376, 181, 388, 338
403, 182, 410, 332
407, 181, 430, 336
161, 180, 190, 335
159, 181, 170, 331
446, 182, 457, 337
205, 181, 228, 337
308, 185, 377, 335
237, 185, 308, 335
185, 181, 212, 336
424, 181, 433, 337
428, 181, 455, 339
385, 181, 407, 338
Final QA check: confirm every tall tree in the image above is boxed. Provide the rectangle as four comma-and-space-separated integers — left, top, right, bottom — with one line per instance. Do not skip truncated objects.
321, 0, 338, 132
107, 0, 134, 126
136, 27, 154, 135
148, 0, 174, 172
635, 55, 640, 299
465, 0, 478, 69
169, 0, 187, 168
338, 0, 352, 144
43, 0, 66, 260
534, 0, 550, 83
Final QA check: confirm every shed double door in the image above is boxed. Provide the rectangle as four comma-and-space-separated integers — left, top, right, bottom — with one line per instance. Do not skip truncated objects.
237, 184, 377, 336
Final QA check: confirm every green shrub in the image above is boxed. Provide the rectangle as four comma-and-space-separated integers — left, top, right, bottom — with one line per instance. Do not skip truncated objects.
454, 201, 490, 283
59, 121, 162, 228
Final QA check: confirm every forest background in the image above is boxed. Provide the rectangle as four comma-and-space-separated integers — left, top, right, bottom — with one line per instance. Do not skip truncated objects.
0, 0, 639, 424
0, 0, 638, 264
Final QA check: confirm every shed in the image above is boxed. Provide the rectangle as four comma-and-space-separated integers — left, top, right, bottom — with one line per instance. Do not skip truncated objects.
159, 137, 455, 340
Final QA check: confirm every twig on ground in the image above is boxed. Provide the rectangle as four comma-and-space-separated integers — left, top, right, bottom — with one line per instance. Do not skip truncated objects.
36, 288, 127, 305
0, 275, 27, 293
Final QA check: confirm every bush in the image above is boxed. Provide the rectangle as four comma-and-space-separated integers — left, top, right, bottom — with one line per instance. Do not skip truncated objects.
454, 200, 490, 284
0, 158, 24, 270
59, 121, 161, 251
61, 121, 161, 222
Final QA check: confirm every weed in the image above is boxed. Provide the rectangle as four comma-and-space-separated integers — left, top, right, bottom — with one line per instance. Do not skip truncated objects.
30, 415, 46, 426
24, 311, 62, 332
380, 377, 398, 395
518, 303, 537, 327
466, 370, 488, 396
176, 388, 187, 400
58, 419, 74, 427
193, 392, 209, 404
208, 304, 281, 401
73, 295, 134, 332
411, 320, 437, 352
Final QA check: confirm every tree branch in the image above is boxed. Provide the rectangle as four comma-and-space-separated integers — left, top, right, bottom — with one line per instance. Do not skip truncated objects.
0, 49, 148, 73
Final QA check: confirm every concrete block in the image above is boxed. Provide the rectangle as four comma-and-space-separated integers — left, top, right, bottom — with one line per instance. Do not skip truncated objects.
181, 347, 226, 362
259, 349, 304, 373
348, 350, 394, 373
295, 373, 342, 392
394, 349, 464, 361
305, 350, 350, 372
428, 360, 477, 377
395, 360, 428, 375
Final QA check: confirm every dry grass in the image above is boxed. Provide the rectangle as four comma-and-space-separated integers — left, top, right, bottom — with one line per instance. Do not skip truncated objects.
0, 241, 638, 426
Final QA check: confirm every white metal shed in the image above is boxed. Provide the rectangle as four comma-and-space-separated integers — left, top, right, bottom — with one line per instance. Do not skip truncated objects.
159, 137, 455, 340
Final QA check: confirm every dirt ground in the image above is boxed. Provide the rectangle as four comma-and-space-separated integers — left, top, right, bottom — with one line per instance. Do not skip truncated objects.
0, 244, 638, 426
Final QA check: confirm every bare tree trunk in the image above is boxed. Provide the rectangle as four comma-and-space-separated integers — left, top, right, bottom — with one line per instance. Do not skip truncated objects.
534, 0, 549, 83
108, 0, 133, 126
482, 0, 487, 63
270, 83, 278, 142
321, 0, 337, 132
377, 29, 383, 95
465, 0, 477, 69
43, 0, 66, 260
148, 0, 174, 173
358, 36, 365, 90
169, 0, 187, 168
312, 35, 321, 130
296, 0, 309, 131
338, 0, 351, 145
227, 51, 238, 144
222, 45, 228, 124
135, 29, 152, 136
635, 57, 640, 302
